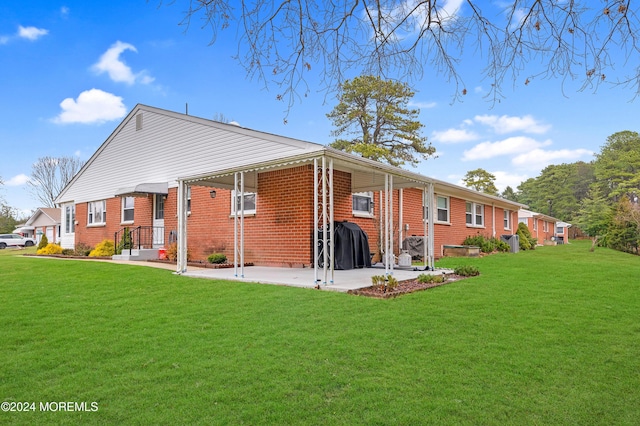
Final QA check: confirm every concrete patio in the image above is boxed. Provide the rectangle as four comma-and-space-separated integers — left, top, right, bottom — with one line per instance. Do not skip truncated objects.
178, 263, 453, 292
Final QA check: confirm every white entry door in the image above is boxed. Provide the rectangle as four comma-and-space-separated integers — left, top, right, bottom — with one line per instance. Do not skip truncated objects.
153, 195, 165, 247
46, 227, 54, 243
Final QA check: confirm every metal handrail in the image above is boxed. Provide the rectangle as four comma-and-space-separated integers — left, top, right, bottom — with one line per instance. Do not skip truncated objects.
114, 226, 165, 255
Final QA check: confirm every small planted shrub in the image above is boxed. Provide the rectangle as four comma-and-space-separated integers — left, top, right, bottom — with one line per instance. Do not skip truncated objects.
417, 273, 445, 284
61, 248, 75, 256
74, 243, 93, 256
454, 265, 480, 277
165, 242, 191, 262
386, 276, 399, 291
462, 235, 511, 253
371, 275, 386, 290
370, 275, 398, 292
207, 253, 227, 264
116, 227, 132, 255
89, 239, 115, 257
36, 235, 48, 251
517, 222, 536, 250
37, 243, 64, 255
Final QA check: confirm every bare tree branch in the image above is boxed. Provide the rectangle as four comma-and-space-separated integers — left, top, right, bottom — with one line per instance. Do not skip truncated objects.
166, 0, 640, 110
28, 156, 85, 208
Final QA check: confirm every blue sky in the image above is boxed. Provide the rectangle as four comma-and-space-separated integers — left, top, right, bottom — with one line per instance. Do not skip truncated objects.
2, 1, 639, 217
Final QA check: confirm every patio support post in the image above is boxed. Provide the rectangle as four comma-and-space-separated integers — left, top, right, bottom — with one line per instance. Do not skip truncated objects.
233, 171, 245, 278
240, 171, 245, 278
423, 186, 428, 270
379, 190, 383, 265
427, 182, 435, 270
389, 174, 394, 275
176, 179, 188, 274
384, 174, 389, 277
313, 158, 319, 284
399, 188, 403, 257
234, 172, 238, 277
321, 156, 328, 285
329, 158, 334, 284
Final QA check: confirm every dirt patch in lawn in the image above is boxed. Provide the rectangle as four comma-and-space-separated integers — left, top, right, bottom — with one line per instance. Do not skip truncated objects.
348, 274, 472, 298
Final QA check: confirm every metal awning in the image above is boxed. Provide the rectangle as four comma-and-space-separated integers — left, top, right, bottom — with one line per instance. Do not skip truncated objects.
14, 226, 35, 232
115, 182, 169, 197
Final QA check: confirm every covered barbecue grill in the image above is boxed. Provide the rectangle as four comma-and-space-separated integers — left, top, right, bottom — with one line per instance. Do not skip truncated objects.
315, 221, 371, 270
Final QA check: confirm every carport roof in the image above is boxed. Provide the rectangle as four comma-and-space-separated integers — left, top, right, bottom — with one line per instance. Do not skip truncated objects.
180, 146, 527, 210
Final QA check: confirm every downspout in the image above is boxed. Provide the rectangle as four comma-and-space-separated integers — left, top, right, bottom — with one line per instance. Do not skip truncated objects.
176, 180, 188, 274
492, 203, 496, 238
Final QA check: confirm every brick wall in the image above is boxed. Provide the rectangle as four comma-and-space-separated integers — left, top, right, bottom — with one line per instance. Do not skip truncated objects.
72, 166, 519, 263
75, 196, 155, 249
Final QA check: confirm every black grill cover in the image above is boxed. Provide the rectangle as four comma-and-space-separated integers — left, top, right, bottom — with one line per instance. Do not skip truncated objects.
319, 221, 371, 270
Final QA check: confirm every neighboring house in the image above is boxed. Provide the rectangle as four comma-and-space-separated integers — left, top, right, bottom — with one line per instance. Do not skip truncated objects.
55, 104, 526, 275
23, 208, 62, 244
555, 221, 572, 243
518, 209, 560, 245
13, 223, 34, 239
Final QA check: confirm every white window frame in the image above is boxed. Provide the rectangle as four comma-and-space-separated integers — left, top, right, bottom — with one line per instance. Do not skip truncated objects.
466, 201, 484, 227
65, 205, 75, 234
533, 218, 538, 231
504, 209, 511, 230
187, 186, 192, 214
352, 192, 374, 217
121, 197, 134, 223
543, 221, 548, 232
423, 195, 450, 223
88, 200, 106, 226
231, 191, 257, 215
556, 225, 564, 235
436, 195, 450, 223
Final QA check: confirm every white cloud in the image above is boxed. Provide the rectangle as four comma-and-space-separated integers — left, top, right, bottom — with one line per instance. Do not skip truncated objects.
61, 6, 70, 17
409, 100, 437, 109
53, 89, 126, 124
491, 171, 529, 192
462, 136, 552, 161
5, 174, 30, 186
431, 128, 479, 144
512, 148, 593, 170
92, 41, 154, 85
0, 36, 8, 45
474, 114, 550, 134
18, 25, 49, 41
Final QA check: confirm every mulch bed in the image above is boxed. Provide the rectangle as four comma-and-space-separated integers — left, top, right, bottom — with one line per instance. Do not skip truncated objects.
348, 274, 471, 299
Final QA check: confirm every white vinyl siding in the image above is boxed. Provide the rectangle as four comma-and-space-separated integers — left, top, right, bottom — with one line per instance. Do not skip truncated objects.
56, 106, 324, 205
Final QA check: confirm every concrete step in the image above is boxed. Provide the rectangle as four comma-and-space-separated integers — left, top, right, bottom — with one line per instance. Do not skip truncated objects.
112, 248, 160, 261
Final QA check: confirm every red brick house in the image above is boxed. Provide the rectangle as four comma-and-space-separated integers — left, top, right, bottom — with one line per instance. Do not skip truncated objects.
17, 208, 61, 244
518, 209, 560, 245
55, 105, 525, 279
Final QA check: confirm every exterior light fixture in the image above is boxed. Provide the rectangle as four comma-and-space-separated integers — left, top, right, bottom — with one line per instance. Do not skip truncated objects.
209, 190, 217, 199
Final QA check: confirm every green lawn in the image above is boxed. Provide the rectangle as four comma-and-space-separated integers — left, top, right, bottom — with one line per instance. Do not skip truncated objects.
1, 241, 639, 424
